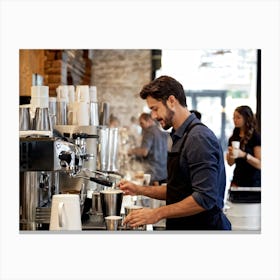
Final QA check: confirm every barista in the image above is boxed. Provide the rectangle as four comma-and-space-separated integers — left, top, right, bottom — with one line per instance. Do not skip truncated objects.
118, 75, 231, 230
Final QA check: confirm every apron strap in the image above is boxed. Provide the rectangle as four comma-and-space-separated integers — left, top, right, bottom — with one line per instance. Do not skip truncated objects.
178, 122, 206, 154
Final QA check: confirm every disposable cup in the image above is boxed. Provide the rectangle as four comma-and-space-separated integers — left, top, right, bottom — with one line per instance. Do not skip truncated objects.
232, 141, 240, 158
105, 216, 122, 230
124, 205, 146, 230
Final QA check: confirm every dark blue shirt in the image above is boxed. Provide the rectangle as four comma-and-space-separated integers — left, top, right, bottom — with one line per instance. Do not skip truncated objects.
170, 113, 227, 210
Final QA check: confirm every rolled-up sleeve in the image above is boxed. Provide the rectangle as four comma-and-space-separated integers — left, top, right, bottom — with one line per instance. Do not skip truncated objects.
182, 127, 221, 210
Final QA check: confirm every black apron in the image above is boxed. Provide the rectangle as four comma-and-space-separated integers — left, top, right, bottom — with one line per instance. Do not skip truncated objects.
166, 122, 231, 230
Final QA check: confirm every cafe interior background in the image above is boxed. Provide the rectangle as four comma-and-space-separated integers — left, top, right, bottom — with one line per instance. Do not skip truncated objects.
2, 0, 280, 279
19, 49, 261, 231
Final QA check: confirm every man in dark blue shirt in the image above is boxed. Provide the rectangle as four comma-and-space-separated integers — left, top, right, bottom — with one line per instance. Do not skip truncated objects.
119, 75, 231, 230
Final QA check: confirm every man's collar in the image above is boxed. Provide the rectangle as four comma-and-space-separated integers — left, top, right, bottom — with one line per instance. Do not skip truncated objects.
170, 114, 196, 140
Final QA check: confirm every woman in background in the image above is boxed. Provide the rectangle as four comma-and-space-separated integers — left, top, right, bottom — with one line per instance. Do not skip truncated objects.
226, 105, 261, 187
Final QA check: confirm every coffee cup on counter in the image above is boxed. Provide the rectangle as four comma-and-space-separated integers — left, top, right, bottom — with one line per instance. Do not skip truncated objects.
105, 215, 122, 231
124, 205, 146, 230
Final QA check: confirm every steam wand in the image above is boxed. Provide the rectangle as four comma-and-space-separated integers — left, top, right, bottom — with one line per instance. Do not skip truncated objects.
69, 173, 113, 187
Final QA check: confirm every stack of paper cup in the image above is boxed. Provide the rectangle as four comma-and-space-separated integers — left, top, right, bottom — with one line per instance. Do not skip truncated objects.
56, 85, 69, 102
30, 85, 49, 120
75, 85, 90, 125
56, 85, 69, 125
77, 102, 89, 125
76, 85, 90, 103
89, 86, 98, 102
67, 85, 75, 125
99, 102, 110, 126
31, 86, 49, 108
89, 86, 99, 126
68, 85, 75, 103
48, 97, 57, 129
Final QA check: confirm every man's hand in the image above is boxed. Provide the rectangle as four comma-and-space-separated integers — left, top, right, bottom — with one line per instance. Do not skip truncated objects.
118, 180, 139, 196
123, 208, 160, 227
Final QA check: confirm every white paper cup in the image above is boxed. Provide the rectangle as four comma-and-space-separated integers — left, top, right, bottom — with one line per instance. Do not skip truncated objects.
232, 141, 240, 158
77, 102, 89, 125
56, 85, 69, 102
143, 174, 151, 185
76, 85, 90, 103
31, 85, 49, 98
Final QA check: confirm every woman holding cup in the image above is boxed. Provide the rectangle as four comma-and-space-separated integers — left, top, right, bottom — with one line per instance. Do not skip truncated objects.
226, 105, 261, 187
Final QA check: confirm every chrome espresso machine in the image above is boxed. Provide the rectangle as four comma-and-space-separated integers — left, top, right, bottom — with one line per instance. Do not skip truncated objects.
19, 125, 121, 231
19, 84, 121, 231
19, 135, 85, 230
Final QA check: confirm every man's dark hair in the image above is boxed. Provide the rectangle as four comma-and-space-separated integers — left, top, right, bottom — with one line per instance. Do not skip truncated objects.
139, 75, 187, 107
190, 110, 202, 120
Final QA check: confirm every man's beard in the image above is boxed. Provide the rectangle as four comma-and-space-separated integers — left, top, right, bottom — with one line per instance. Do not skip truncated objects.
161, 107, 174, 130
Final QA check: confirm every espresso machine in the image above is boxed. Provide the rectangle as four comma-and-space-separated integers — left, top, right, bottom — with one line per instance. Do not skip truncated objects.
19, 83, 123, 230
53, 125, 123, 228
19, 136, 85, 230
19, 131, 118, 231
20, 111, 123, 231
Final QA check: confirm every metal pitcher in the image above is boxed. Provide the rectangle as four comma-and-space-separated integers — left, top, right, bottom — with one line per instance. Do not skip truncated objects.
33, 107, 51, 131
19, 106, 31, 130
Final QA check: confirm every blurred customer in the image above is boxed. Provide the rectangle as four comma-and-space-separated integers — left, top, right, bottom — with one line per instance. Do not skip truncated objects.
119, 75, 231, 230
226, 105, 261, 187
128, 113, 168, 185
190, 109, 202, 120
130, 116, 142, 135
129, 115, 142, 146
109, 114, 120, 128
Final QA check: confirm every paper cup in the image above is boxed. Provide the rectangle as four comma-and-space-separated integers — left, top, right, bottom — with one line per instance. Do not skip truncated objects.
232, 141, 240, 158
105, 216, 122, 231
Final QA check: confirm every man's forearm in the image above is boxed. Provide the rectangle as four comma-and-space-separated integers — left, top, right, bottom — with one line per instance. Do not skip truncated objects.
155, 195, 205, 220
129, 147, 148, 157
137, 184, 167, 200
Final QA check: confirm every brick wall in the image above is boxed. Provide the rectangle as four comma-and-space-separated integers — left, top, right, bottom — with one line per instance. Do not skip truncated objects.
91, 49, 151, 126
45, 50, 92, 96
20, 49, 152, 126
